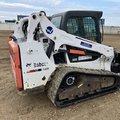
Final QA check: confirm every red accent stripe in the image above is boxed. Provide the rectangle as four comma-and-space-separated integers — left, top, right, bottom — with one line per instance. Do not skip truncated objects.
69, 49, 85, 55
27, 69, 37, 73
76, 37, 96, 44
80, 38, 96, 44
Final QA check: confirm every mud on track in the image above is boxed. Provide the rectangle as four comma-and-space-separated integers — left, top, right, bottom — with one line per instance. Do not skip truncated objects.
0, 32, 120, 120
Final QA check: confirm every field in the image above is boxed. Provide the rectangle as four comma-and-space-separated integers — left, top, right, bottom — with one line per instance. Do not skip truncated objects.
0, 32, 120, 120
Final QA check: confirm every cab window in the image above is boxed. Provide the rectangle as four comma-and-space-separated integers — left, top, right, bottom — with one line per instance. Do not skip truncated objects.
51, 16, 62, 28
83, 17, 97, 41
66, 16, 97, 42
67, 18, 80, 36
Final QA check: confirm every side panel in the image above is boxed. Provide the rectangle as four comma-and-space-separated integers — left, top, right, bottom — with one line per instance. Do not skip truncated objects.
19, 41, 56, 90
8, 40, 23, 90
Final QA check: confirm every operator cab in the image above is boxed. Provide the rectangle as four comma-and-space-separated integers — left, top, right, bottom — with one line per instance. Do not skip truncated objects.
51, 11, 103, 43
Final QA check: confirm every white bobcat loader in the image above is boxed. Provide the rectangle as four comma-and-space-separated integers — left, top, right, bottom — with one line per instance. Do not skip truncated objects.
9, 11, 120, 107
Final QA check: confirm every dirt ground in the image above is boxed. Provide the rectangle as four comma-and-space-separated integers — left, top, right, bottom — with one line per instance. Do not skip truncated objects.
0, 32, 120, 120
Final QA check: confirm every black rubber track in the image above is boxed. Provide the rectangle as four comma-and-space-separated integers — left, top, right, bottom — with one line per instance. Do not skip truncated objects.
47, 66, 120, 107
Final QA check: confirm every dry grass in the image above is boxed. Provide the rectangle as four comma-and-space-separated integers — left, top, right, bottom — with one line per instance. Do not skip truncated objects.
103, 34, 120, 52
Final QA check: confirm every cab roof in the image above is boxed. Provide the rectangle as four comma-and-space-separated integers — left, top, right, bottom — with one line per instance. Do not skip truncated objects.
52, 10, 103, 19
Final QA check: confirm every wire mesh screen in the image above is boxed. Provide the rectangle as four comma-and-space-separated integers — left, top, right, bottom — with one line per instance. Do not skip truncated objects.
66, 17, 97, 42
83, 17, 97, 41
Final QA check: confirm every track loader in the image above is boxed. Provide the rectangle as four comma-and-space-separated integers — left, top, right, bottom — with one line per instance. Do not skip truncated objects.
8, 11, 120, 107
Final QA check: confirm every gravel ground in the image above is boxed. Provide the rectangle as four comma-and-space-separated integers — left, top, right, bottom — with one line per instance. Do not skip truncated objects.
0, 33, 120, 120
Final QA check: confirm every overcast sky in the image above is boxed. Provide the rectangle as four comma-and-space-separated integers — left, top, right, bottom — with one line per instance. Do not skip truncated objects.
0, 0, 120, 26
